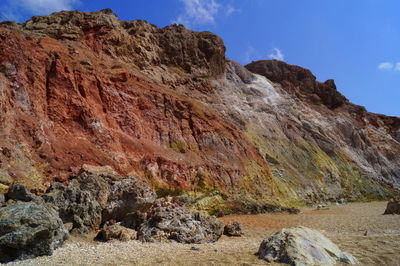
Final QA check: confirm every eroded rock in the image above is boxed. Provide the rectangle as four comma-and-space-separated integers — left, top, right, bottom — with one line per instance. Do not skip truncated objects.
42, 183, 102, 234
138, 204, 224, 244
0, 202, 68, 263
257, 226, 358, 265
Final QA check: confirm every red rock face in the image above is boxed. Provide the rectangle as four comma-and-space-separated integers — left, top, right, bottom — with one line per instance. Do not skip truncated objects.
0, 10, 398, 206
0, 11, 273, 203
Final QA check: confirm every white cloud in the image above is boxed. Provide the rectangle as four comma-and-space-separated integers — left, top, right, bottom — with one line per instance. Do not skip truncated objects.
268, 48, 285, 61
1, 0, 80, 21
173, 0, 238, 28
377, 62, 394, 70
19, 0, 80, 14
225, 5, 237, 16
395, 63, 400, 71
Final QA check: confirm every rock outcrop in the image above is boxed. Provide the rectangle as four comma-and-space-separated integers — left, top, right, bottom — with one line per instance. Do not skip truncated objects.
0, 9, 399, 212
0, 202, 68, 263
257, 226, 358, 265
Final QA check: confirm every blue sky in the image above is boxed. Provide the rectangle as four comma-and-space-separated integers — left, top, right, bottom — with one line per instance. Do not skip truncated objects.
1, 0, 399, 116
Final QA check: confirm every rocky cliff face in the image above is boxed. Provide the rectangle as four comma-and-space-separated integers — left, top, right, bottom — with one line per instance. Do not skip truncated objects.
0, 9, 398, 211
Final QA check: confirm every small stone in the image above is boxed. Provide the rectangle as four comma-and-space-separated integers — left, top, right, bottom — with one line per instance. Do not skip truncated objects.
190, 247, 200, 251
224, 221, 243, 237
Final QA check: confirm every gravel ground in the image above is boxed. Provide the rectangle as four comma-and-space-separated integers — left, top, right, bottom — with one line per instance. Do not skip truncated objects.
5, 201, 400, 266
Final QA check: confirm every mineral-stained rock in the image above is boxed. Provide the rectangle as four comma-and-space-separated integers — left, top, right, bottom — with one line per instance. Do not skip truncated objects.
101, 222, 137, 242
0, 202, 68, 263
257, 226, 358, 265
138, 205, 224, 244
42, 183, 102, 234
223, 221, 243, 237
383, 197, 400, 214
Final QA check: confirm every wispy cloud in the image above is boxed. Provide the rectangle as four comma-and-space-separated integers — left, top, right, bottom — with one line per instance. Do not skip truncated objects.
1, 0, 80, 21
377, 61, 400, 71
377, 62, 394, 70
268, 48, 285, 61
173, 0, 238, 28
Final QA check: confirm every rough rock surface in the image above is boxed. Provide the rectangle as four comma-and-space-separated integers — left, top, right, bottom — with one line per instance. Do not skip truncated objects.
103, 176, 157, 222
384, 197, 400, 214
223, 221, 243, 237
138, 205, 224, 243
69, 166, 156, 222
257, 226, 358, 265
0, 202, 68, 262
42, 183, 102, 233
101, 222, 137, 241
0, 9, 398, 210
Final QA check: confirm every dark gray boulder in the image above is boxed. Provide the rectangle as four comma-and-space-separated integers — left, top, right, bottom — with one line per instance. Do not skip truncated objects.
70, 166, 156, 223
138, 205, 224, 244
0, 202, 68, 263
102, 177, 156, 222
42, 183, 102, 234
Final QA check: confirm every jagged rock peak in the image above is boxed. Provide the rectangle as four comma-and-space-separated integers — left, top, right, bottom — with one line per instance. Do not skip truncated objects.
246, 60, 348, 109
1, 9, 226, 78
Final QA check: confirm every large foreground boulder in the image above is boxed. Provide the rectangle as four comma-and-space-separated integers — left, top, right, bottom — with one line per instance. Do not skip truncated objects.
42, 183, 102, 234
258, 226, 358, 265
383, 197, 400, 214
0, 202, 68, 263
138, 203, 224, 243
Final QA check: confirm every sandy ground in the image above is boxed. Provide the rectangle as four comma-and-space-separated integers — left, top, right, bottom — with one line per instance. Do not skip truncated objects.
6, 201, 400, 266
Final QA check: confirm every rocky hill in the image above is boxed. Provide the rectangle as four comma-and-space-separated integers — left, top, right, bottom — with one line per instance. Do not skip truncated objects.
0, 9, 399, 212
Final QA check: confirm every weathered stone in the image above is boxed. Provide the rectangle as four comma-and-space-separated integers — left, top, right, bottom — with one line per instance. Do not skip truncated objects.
101, 222, 137, 241
138, 205, 224, 244
257, 226, 358, 265
223, 221, 243, 237
42, 183, 102, 234
0, 194, 4, 205
122, 211, 147, 230
384, 197, 400, 214
103, 177, 156, 222
0, 202, 68, 263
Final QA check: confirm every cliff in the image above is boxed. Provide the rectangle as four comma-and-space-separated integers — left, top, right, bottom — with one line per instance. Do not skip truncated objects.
0, 9, 398, 212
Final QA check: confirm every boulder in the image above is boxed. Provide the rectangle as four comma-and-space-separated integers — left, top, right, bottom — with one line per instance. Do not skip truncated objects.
0, 194, 4, 205
138, 204, 224, 244
101, 222, 136, 241
223, 221, 243, 237
0, 202, 68, 263
69, 166, 115, 209
102, 177, 156, 222
384, 197, 400, 214
42, 183, 102, 234
122, 211, 147, 230
257, 226, 358, 265
70, 166, 156, 223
